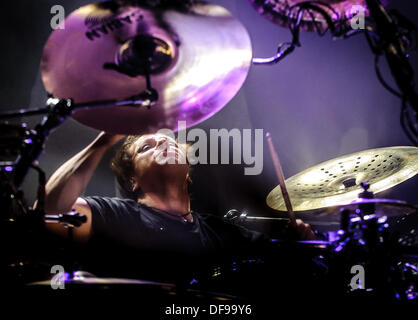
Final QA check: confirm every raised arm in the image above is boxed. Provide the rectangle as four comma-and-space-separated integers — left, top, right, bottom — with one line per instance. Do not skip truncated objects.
41, 131, 124, 242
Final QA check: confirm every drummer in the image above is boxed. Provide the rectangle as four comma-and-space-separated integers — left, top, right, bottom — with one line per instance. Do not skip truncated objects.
42, 131, 315, 258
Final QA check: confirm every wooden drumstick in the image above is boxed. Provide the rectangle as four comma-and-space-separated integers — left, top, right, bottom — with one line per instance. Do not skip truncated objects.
266, 132, 296, 227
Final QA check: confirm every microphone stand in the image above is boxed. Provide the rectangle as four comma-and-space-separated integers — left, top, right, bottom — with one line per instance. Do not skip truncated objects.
0, 84, 158, 190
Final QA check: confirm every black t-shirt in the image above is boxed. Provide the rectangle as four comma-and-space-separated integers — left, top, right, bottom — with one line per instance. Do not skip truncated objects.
80, 196, 267, 281
71, 197, 326, 297
83, 196, 264, 255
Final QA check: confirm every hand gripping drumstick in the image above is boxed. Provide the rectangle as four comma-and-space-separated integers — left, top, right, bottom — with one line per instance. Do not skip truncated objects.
266, 132, 296, 227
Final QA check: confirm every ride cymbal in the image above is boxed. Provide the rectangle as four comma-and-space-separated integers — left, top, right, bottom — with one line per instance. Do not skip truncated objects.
41, 1, 252, 134
267, 146, 418, 211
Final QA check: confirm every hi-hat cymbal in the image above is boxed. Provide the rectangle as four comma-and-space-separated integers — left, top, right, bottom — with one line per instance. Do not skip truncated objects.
41, 1, 252, 134
298, 198, 417, 222
267, 146, 418, 212
249, 0, 390, 32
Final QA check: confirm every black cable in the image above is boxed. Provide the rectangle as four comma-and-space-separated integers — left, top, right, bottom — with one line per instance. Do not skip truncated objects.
374, 55, 403, 98
254, 1, 418, 144
361, 10, 418, 144
389, 9, 417, 51
30, 164, 46, 214
403, 101, 418, 138
287, 1, 339, 37
307, 8, 325, 35
255, 1, 362, 66
301, 3, 418, 144
400, 99, 418, 146
365, 27, 381, 55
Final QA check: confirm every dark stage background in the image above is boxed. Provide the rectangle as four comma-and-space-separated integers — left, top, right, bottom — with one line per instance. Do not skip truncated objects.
0, 0, 417, 234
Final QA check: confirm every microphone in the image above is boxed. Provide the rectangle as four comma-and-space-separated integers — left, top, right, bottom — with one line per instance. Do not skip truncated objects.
224, 209, 289, 224
44, 210, 87, 228
223, 209, 241, 222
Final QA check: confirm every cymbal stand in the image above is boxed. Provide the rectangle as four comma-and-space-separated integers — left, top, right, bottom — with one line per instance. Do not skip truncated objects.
0, 83, 158, 283
329, 183, 412, 299
0, 85, 158, 191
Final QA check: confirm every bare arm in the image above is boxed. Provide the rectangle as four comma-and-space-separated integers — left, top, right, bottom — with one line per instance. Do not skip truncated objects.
41, 131, 124, 242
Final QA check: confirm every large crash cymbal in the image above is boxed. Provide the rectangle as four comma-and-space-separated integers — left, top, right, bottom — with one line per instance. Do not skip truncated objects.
267, 146, 418, 212
249, 0, 390, 32
41, 1, 252, 134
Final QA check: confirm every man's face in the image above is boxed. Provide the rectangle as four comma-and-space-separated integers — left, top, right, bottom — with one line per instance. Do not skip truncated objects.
128, 134, 188, 188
